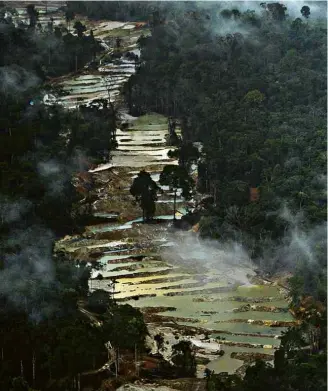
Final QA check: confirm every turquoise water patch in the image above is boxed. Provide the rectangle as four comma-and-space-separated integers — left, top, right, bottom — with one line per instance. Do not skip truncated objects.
210, 333, 280, 347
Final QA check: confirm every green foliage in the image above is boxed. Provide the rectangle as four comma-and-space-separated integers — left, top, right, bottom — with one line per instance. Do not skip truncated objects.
206, 372, 243, 391
87, 289, 112, 314
0, 7, 103, 78
0, 2, 326, 391
171, 340, 196, 378
301, 6, 311, 19
10, 377, 30, 391
0, 87, 117, 234
159, 165, 193, 198
127, 2, 326, 278
168, 142, 200, 171
160, 164, 194, 219
127, 9, 327, 390
66, 2, 203, 23
130, 170, 160, 221
103, 304, 148, 350
243, 90, 265, 106
0, 258, 104, 390
0, 7, 118, 389
205, 350, 327, 391
73, 21, 86, 38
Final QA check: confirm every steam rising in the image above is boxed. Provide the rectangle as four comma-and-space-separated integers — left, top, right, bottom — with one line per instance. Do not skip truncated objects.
161, 232, 255, 286
161, 204, 326, 289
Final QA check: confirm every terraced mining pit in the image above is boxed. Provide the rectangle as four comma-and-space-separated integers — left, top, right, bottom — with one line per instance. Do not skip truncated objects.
39, 7, 294, 377
57, 108, 294, 376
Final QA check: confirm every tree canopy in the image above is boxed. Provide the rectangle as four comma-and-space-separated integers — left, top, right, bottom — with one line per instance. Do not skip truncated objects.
130, 170, 161, 221
159, 164, 194, 219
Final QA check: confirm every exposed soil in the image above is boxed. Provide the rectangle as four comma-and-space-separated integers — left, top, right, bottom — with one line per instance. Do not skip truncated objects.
193, 296, 281, 303
231, 352, 274, 362
163, 287, 238, 297
232, 304, 290, 313
215, 319, 299, 327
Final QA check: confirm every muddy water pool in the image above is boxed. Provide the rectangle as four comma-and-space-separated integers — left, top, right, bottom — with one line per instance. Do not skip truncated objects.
205, 344, 275, 374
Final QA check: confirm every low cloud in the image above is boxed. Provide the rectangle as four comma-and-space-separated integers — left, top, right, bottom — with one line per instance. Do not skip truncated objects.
0, 65, 40, 95
0, 196, 32, 224
161, 231, 255, 286
0, 225, 56, 321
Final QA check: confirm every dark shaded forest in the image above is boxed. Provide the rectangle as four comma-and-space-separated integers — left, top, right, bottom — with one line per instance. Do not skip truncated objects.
0, 4, 143, 390
124, 3, 327, 390
0, 1, 326, 391
125, 1, 327, 299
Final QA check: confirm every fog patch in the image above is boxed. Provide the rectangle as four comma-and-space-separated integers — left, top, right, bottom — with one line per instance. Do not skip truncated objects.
37, 149, 90, 197
0, 65, 40, 95
260, 206, 327, 274
38, 160, 67, 197
0, 196, 32, 224
218, 1, 326, 19
0, 225, 56, 319
161, 231, 255, 286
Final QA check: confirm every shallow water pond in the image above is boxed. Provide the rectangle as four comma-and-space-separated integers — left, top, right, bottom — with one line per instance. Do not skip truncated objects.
160, 309, 293, 323
178, 320, 287, 336
206, 345, 274, 375
210, 333, 280, 347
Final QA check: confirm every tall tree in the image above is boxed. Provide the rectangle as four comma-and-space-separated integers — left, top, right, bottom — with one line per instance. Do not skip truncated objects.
130, 170, 160, 222
26, 4, 38, 29
300, 6, 310, 19
65, 9, 75, 32
159, 165, 193, 220
168, 142, 200, 172
73, 20, 86, 38
171, 341, 196, 377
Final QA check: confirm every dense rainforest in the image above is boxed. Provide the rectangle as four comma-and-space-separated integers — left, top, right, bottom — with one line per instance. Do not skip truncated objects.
0, 3, 147, 390
0, 2, 103, 77
0, 1, 327, 391
123, 2, 327, 390
125, 1, 327, 298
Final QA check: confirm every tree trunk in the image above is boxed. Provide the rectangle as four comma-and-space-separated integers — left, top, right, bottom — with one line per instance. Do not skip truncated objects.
213, 186, 218, 204
173, 189, 177, 220
114, 347, 119, 377
32, 351, 36, 386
